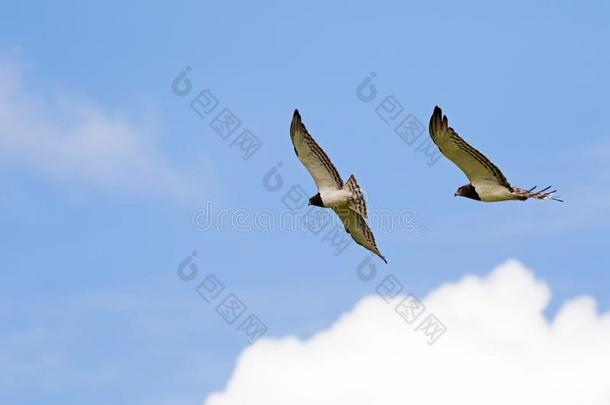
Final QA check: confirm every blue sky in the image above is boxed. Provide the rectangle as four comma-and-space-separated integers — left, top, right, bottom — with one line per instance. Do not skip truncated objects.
1, 1, 609, 403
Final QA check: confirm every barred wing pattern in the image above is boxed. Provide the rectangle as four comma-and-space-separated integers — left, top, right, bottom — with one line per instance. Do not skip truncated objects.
429, 106, 512, 190
333, 207, 387, 263
290, 109, 343, 190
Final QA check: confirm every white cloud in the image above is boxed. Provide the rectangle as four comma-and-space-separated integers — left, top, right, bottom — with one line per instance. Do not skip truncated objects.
205, 260, 610, 405
0, 55, 201, 198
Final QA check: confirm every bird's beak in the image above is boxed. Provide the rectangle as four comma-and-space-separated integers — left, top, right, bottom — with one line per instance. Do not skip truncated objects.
454, 193, 458, 197
308, 202, 311, 206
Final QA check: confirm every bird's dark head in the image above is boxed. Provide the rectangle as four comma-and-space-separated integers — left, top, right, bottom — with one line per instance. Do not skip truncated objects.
455, 184, 481, 201
308, 193, 324, 207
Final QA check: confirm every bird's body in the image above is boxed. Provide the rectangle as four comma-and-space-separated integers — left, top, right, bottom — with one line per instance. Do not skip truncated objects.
290, 109, 386, 262
318, 189, 352, 207
466, 182, 520, 202
476, 186, 515, 202
429, 106, 562, 203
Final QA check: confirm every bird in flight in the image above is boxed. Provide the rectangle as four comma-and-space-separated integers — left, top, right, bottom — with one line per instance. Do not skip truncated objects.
429, 106, 563, 202
290, 109, 387, 263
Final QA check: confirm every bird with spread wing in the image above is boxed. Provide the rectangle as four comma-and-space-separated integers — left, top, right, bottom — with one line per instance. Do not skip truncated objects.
429, 106, 563, 202
290, 109, 387, 263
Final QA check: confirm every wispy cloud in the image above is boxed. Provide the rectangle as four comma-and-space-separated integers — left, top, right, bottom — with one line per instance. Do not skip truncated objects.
0, 55, 203, 200
0, 283, 218, 403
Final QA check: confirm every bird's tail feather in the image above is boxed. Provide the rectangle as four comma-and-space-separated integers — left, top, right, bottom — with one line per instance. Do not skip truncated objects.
512, 185, 563, 202
344, 174, 368, 218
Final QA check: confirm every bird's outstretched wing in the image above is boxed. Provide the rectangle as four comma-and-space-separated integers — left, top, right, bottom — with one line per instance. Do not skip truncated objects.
291, 109, 343, 190
332, 207, 387, 263
429, 106, 512, 189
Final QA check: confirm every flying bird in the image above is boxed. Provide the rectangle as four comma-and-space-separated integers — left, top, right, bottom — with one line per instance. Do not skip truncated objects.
429, 106, 562, 202
290, 109, 387, 263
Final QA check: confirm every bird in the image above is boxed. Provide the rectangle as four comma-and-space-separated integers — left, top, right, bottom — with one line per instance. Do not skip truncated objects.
428, 106, 563, 202
290, 109, 387, 263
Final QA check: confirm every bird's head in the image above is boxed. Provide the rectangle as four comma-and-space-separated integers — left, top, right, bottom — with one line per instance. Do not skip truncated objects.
455, 184, 481, 201
308, 193, 324, 207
